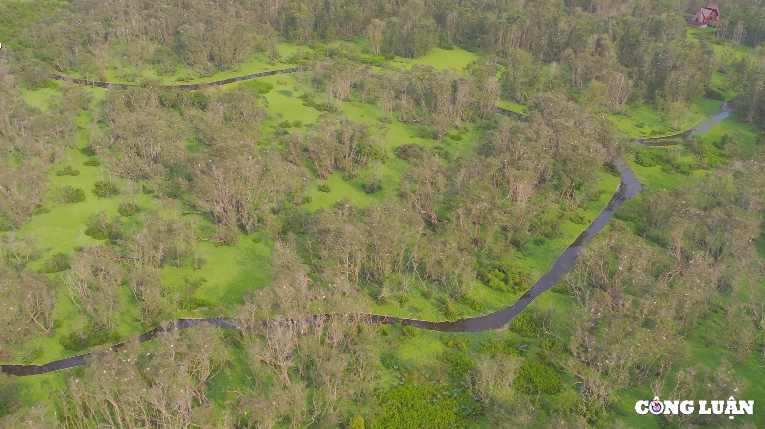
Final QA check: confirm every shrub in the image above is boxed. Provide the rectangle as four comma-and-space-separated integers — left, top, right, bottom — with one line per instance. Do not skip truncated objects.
60, 328, 121, 351
713, 133, 731, 150
83, 157, 101, 167
569, 213, 587, 225
599, 162, 621, 177
509, 312, 541, 337
633, 147, 665, 167
117, 202, 140, 217
349, 414, 366, 429
360, 54, 385, 66
318, 184, 331, 193
431, 145, 451, 160
402, 326, 419, 338
241, 79, 274, 94
476, 338, 522, 356
79, 145, 96, 156
56, 186, 86, 203
178, 296, 214, 311
375, 382, 480, 428
394, 143, 425, 163
703, 87, 725, 100
442, 300, 464, 320
456, 294, 485, 312
84, 212, 123, 240
362, 175, 383, 194
514, 359, 564, 395
479, 263, 530, 294
42, 253, 71, 273
55, 166, 80, 176
33, 205, 50, 215
439, 350, 475, 379
93, 181, 120, 198
442, 335, 472, 351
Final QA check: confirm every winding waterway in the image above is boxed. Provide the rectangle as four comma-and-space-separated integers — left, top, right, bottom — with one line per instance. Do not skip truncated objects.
6, 66, 736, 377
632, 102, 732, 145
0, 161, 641, 376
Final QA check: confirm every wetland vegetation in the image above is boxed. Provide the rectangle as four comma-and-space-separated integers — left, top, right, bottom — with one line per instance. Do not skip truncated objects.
0, 0, 764, 427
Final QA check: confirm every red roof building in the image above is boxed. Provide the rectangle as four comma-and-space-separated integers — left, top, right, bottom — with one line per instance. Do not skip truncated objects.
689, 5, 720, 28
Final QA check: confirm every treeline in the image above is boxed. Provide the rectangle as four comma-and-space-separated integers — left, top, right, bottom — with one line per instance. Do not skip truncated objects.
0, 0, 728, 112
727, 52, 765, 127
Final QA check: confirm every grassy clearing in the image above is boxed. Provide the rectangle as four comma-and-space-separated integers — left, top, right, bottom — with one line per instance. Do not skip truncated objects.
161, 236, 271, 312
699, 114, 762, 150
391, 47, 479, 71
497, 99, 527, 115
628, 157, 708, 192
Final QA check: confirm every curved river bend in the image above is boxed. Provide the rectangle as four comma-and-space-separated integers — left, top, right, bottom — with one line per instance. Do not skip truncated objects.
7, 67, 733, 376
0, 160, 641, 376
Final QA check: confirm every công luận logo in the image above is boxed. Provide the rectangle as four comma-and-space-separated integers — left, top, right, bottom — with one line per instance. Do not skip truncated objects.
636, 397, 754, 419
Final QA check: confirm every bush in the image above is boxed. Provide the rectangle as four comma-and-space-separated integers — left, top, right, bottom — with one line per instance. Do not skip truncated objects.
360, 54, 386, 66
569, 213, 587, 225
394, 143, 425, 163
55, 166, 80, 176
442, 335, 472, 351
479, 262, 530, 294
456, 294, 485, 312
349, 414, 366, 429
713, 133, 731, 150
509, 312, 542, 337
84, 212, 123, 240
178, 296, 214, 311
439, 350, 475, 379
402, 326, 419, 338
60, 328, 121, 351
431, 145, 451, 160
375, 382, 481, 428
83, 157, 101, 167
79, 145, 96, 156
476, 338, 522, 356
241, 79, 274, 94
362, 175, 383, 194
93, 181, 120, 198
42, 253, 71, 273
117, 202, 140, 217
56, 186, 86, 203
703, 87, 725, 100
33, 205, 50, 215
318, 184, 331, 193
442, 300, 464, 320
633, 146, 667, 168
515, 359, 564, 395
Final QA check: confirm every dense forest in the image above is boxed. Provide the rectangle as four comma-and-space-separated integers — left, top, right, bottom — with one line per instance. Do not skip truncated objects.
0, 0, 764, 427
